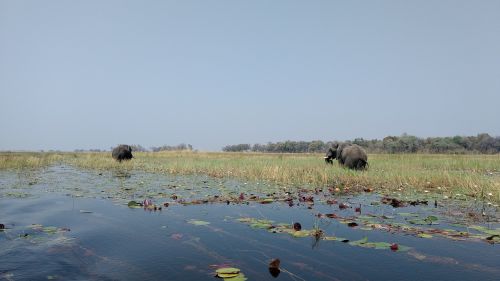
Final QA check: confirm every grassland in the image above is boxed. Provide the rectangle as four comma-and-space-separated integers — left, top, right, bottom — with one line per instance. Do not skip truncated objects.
1, 151, 499, 202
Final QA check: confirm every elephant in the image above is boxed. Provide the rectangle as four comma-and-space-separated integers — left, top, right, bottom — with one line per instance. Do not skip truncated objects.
324, 143, 350, 165
324, 148, 335, 164
327, 143, 368, 170
112, 145, 133, 162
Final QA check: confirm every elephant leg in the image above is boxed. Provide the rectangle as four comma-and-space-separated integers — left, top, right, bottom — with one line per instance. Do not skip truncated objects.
355, 159, 368, 170
338, 157, 345, 165
343, 157, 357, 169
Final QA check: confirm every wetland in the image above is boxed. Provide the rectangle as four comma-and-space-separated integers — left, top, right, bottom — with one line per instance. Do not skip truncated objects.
1, 152, 499, 281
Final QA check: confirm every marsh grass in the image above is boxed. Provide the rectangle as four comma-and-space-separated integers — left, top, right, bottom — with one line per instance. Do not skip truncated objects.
1, 151, 499, 202
0, 152, 64, 169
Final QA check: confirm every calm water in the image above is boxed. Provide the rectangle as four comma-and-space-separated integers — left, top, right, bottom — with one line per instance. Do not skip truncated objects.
1, 166, 499, 281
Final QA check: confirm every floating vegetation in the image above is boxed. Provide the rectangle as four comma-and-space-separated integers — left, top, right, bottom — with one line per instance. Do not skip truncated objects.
1, 157, 499, 280
236, 209, 500, 245
2, 151, 499, 202
408, 216, 440, 225
317, 212, 500, 244
1, 223, 75, 248
215, 267, 247, 280
128, 201, 143, 208
348, 237, 410, 251
187, 219, 211, 226
236, 217, 410, 251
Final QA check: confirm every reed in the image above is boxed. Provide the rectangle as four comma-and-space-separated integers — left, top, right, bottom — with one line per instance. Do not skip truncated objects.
0, 152, 64, 169
1, 151, 499, 202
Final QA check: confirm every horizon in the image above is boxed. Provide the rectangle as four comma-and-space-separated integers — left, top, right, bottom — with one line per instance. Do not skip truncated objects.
2, 1, 499, 152
0, 132, 497, 152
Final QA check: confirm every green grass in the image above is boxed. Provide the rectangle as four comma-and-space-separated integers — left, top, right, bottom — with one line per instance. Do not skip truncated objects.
1, 151, 499, 202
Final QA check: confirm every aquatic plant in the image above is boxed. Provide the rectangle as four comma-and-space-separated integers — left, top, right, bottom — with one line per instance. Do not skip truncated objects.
1, 151, 499, 202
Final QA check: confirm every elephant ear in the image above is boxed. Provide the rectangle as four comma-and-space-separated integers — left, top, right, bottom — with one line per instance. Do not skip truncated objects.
326, 148, 335, 159
336, 143, 349, 160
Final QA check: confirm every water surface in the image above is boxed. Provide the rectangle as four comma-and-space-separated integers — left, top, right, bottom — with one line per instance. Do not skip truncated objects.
1, 166, 499, 281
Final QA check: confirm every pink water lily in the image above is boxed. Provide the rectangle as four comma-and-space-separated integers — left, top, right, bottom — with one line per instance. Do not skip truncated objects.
143, 199, 153, 207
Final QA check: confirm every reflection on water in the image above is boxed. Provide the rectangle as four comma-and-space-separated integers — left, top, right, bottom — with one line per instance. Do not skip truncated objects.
0, 166, 499, 281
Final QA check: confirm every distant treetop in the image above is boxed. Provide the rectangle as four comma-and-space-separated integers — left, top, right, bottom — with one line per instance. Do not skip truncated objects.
222, 134, 500, 154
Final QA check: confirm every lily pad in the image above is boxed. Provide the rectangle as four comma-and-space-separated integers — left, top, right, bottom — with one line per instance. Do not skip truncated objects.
216, 267, 240, 278
425, 216, 439, 222
349, 237, 410, 251
42, 227, 58, 234
218, 272, 240, 278
291, 230, 310, 238
127, 201, 142, 208
225, 273, 247, 281
409, 216, 439, 225
323, 236, 347, 241
187, 219, 210, 226
469, 225, 500, 236
250, 222, 273, 229
398, 213, 420, 217
260, 198, 274, 204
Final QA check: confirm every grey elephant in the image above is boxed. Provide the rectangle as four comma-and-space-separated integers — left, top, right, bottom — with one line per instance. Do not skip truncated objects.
112, 145, 133, 162
324, 143, 349, 165
327, 143, 368, 170
324, 148, 335, 164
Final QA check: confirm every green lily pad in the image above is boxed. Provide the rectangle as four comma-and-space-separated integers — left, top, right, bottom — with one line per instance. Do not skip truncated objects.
417, 233, 433, 238
250, 222, 273, 229
291, 230, 310, 238
225, 273, 247, 281
216, 267, 244, 279
42, 227, 58, 234
127, 201, 142, 208
349, 237, 410, 251
425, 215, 438, 222
349, 237, 368, 246
260, 198, 274, 204
216, 267, 240, 275
187, 219, 210, 226
358, 215, 375, 220
469, 225, 500, 236
381, 215, 395, 219
323, 236, 347, 241
398, 213, 419, 217
409, 217, 439, 225
370, 242, 393, 250
360, 227, 374, 231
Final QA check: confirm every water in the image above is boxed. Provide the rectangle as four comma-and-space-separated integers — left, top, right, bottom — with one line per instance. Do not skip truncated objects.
1, 166, 499, 281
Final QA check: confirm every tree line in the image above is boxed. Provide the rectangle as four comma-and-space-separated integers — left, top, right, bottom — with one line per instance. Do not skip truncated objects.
73, 143, 194, 153
221, 133, 500, 154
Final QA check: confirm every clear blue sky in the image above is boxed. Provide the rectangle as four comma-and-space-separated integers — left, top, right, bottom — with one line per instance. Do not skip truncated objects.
1, 0, 499, 151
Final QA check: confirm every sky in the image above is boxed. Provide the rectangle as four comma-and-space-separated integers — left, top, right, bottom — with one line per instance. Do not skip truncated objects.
1, 0, 499, 151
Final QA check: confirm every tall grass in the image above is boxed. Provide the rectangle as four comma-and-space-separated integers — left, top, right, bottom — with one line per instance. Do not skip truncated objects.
1, 151, 499, 201
0, 152, 64, 169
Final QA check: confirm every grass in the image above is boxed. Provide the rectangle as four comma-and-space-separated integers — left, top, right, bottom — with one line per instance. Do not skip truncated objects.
0, 152, 64, 169
1, 151, 499, 202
